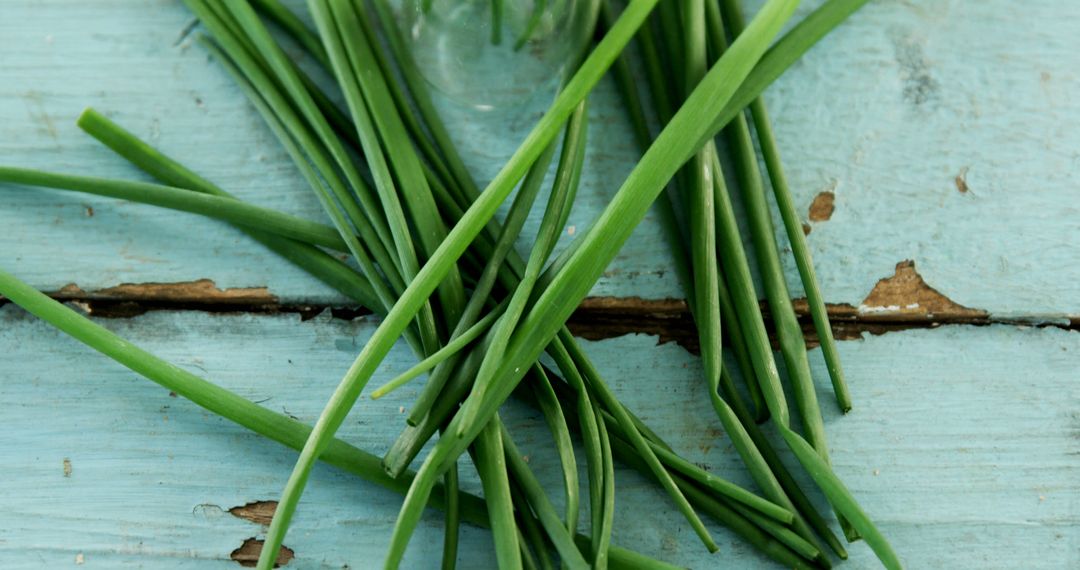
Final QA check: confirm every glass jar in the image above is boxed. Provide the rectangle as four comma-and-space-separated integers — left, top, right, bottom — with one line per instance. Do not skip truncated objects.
400, 0, 597, 111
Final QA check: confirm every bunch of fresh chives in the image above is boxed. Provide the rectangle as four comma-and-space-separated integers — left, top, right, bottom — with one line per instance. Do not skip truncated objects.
0, 0, 902, 568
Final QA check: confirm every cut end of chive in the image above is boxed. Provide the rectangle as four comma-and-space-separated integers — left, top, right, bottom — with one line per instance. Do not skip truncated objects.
76, 107, 101, 128
369, 385, 392, 400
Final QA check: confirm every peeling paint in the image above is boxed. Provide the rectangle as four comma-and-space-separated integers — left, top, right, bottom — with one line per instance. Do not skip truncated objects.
229, 500, 277, 526
808, 191, 835, 222
955, 166, 970, 193
231, 538, 293, 567
858, 260, 987, 320
54, 279, 276, 305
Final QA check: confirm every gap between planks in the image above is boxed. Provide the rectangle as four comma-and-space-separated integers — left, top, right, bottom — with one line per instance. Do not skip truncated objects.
2, 289, 1075, 356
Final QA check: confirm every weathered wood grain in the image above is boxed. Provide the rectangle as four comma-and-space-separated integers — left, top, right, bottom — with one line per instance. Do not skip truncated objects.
1, 1, 1077, 319
2, 1, 1079, 568
0, 306, 1076, 568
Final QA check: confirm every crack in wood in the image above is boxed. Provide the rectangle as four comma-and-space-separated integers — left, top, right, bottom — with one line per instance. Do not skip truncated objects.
569, 298, 994, 354
0, 273, 1074, 353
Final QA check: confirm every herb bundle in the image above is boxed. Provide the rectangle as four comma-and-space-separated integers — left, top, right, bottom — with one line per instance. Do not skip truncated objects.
0, 0, 902, 568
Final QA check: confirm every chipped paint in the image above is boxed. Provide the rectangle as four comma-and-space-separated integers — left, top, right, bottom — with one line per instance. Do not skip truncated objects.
808, 191, 835, 222
229, 501, 277, 526
955, 166, 970, 193
53, 279, 276, 305
858, 260, 987, 321
230, 538, 293, 567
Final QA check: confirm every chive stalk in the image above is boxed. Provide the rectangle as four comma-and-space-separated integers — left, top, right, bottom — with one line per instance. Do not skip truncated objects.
50, 98, 756, 570
73, 109, 382, 310
514, 0, 546, 50
528, 367, 580, 544
0, 266, 485, 524
499, 421, 590, 568
455, 98, 589, 436
372, 305, 504, 399
719, 0, 852, 413
380, 4, 799, 564
250, 3, 665, 563
442, 463, 461, 570
472, 418, 523, 570
319, 0, 468, 326
704, 0, 857, 545
546, 340, 609, 564
680, 7, 733, 523
0, 0, 894, 565
602, 1, 836, 559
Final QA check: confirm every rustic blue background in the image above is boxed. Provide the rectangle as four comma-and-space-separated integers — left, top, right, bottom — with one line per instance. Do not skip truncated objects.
0, 1, 1077, 568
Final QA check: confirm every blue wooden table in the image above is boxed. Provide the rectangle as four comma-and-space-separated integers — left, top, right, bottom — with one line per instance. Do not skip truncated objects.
1, 1, 1077, 568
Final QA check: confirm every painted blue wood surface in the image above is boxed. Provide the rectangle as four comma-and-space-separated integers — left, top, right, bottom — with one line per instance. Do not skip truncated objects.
1, 1, 1079, 569
0, 307, 1077, 568
1, 1, 1078, 318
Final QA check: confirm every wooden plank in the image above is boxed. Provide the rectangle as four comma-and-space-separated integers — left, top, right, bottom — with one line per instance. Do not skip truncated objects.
1, 305, 1076, 568
1, 1, 1078, 319
0, 0, 674, 306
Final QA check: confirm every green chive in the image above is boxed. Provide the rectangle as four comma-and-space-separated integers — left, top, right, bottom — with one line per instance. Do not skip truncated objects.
74, 108, 382, 311
514, 491, 552, 570
371, 304, 504, 399
382, 4, 797, 564
442, 462, 461, 570
528, 367, 580, 543
473, 417, 523, 570
491, 0, 504, 45
592, 397, 616, 570
607, 436, 816, 570
720, 0, 853, 413
680, 2, 729, 510
546, 339, 608, 564
500, 421, 590, 569
247, 4, 664, 565
320, 0, 468, 326
779, 426, 902, 568
514, 0, 546, 50
456, 98, 590, 436
0, 266, 486, 525
0, 168, 342, 252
